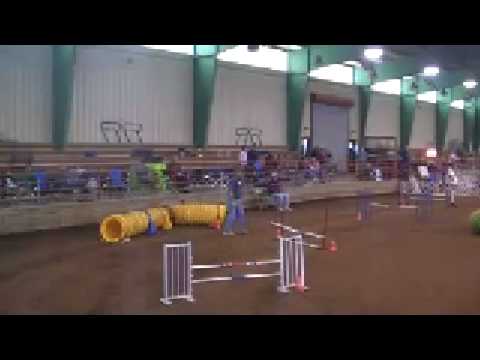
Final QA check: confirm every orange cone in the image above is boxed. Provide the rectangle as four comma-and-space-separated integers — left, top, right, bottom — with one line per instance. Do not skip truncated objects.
295, 276, 305, 293
328, 240, 338, 252
276, 226, 282, 239
211, 218, 221, 230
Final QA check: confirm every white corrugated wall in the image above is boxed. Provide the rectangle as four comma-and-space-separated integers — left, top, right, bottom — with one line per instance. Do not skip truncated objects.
209, 63, 287, 146
70, 46, 193, 145
410, 102, 435, 148
446, 108, 463, 145
366, 93, 400, 139
0, 45, 52, 143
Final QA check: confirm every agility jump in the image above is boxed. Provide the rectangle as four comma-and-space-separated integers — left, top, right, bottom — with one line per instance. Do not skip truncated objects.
357, 189, 433, 222
270, 221, 337, 252
161, 236, 307, 305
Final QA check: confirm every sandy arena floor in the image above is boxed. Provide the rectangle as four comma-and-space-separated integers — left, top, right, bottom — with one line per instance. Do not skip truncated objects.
1, 195, 480, 314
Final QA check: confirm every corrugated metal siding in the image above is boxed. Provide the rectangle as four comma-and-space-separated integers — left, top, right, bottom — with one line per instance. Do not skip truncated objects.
0, 45, 52, 143
303, 80, 358, 139
446, 108, 463, 144
209, 63, 287, 146
70, 46, 193, 145
366, 93, 400, 139
411, 102, 435, 148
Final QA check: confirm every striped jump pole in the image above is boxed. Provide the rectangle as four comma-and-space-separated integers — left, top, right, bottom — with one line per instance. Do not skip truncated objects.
160, 236, 307, 305
270, 222, 337, 252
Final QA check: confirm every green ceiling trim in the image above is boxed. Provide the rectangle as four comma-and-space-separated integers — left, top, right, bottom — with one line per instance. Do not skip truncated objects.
309, 45, 361, 70
218, 45, 236, 53
373, 58, 419, 83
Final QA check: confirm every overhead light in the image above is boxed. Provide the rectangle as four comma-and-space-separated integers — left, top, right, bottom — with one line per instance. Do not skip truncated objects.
417, 90, 437, 103
363, 47, 383, 62
403, 76, 414, 80
463, 80, 477, 89
371, 79, 401, 95
276, 45, 302, 51
451, 100, 465, 109
422, 66, 440, 77
344, 60, 362, 67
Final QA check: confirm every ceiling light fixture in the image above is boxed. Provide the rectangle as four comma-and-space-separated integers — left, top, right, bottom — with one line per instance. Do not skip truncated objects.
276, 45, 302, 51
363, 47, 383, 62
422, 66, 440, 77
344, 60, 362, 67
463, 80, 477, 89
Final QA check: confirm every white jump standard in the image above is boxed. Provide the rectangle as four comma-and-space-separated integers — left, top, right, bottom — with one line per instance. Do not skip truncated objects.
161, 236, 307, 305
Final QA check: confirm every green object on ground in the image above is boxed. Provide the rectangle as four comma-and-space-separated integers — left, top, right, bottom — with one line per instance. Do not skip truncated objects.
470, 209, 480, 234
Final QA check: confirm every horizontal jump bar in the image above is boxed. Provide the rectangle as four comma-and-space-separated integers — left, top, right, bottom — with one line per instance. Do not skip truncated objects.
270, 222, 326, 239
192, 259, 280, 270
192, 273, 280, 284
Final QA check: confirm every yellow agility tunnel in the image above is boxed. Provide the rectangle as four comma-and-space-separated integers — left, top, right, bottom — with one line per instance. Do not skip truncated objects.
100, 208, 172, 243
146, 208, 173, 230
170, 204, 226, 225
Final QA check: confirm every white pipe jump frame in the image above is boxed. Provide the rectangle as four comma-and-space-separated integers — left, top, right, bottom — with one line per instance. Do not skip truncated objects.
160, 236, 306, 305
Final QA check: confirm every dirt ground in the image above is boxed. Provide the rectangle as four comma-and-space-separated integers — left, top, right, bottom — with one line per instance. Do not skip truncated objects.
1, 195, 480, 315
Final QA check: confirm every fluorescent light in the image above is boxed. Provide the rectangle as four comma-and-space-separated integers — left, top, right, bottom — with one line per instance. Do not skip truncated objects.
344, 61, 362, 67
403, 76, 414, 80
276, 45, 302, 51
422, 66, 439, 77
309, 64, 353, 85
363, 48, 383, 62
142, 45, 194, 55
217, 45, 288, 72
463, 80, 477, 89
451, 100, 464, 109
417, 91, 437, 103
371, 79, 401, 95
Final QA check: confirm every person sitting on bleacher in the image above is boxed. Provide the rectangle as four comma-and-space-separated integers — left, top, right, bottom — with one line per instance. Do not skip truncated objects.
267, 172, 291, 212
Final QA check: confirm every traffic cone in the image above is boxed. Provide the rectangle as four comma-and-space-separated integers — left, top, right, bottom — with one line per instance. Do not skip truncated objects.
328, 240, 338, 252
276, 226, 282, 239
211, 218, 221, 230
294, 276, 305, 293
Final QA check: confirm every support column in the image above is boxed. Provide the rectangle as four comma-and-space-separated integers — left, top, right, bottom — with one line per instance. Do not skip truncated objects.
357, 85, 371, 151
52, 45, 75, 149
193, 45, 218, 148
435, 89, 452, 153
400, 77, 417, 150
464, 100, 475, 152
287, 47, 310, 151
353, 67, 371, 151
474, 99, 480, 153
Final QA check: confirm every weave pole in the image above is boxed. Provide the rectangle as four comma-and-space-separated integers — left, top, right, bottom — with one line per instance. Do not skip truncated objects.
160, 236, 306, 305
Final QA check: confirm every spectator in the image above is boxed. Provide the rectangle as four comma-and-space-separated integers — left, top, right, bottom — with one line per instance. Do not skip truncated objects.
267, 172, 291, 212
223, 170, 248, 236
